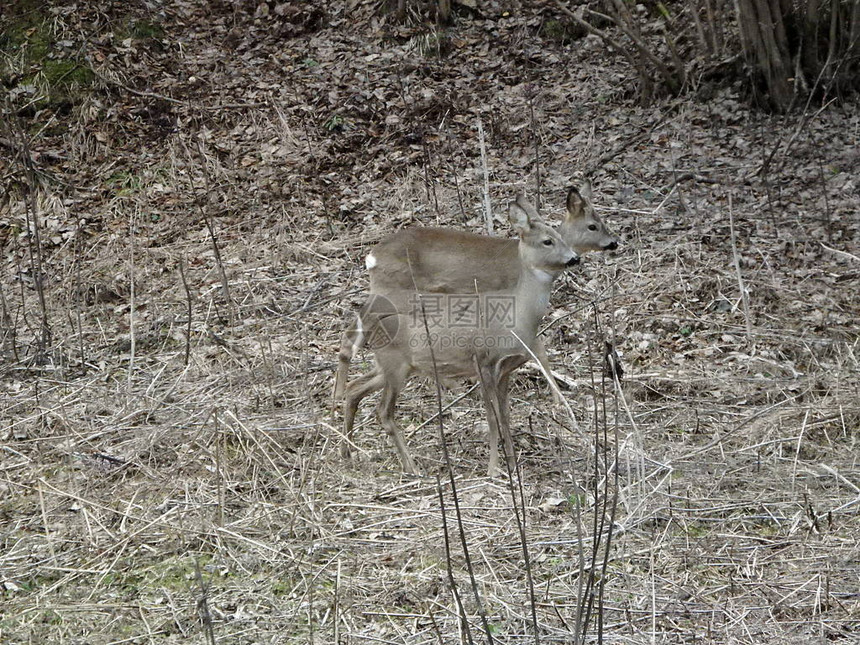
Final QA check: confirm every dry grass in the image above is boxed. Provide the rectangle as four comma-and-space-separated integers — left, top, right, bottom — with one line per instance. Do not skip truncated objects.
3, 161, 857, 642
2, 3, 859, 643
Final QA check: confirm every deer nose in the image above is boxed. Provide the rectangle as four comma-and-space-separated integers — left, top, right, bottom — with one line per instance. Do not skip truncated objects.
566, 255, 580, 267
605, 240, 619, 251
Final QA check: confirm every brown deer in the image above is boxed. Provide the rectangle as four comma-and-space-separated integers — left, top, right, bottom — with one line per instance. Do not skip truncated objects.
333, 183, 617, 403
341, 197, 579, 475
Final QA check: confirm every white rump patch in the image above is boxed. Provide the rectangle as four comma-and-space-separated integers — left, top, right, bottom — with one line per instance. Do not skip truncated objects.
365, 253, 377, 270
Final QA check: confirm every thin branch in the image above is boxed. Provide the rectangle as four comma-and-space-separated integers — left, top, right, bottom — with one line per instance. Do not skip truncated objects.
728, 195, 753, 343
178, 256, 193, 366
477, 118, 493, 235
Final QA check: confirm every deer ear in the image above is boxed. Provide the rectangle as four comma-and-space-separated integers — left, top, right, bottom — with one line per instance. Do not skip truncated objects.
508, 196, 532, 235
514, 193, 540, 219
565, 186, 586, 219
580, 179, 592, 201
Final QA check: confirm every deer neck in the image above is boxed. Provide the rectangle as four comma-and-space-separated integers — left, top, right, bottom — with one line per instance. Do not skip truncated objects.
512, 262, 560, 339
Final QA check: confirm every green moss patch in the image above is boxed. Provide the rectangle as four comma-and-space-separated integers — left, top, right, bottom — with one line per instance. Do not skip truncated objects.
2, 2, 96, 115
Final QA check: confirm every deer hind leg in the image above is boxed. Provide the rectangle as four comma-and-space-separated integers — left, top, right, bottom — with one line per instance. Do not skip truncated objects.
335, 293, 401, 407
342, 366, 385, 458
332, 314, 365, 407
376, 362, 419, 475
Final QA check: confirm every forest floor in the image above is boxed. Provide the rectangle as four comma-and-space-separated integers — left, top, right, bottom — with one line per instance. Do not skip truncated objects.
1, 1, 859, 643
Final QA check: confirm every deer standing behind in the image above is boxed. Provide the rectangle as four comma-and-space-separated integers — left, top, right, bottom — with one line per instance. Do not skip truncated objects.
333, 183, 618, 403
341, 199, 579, 475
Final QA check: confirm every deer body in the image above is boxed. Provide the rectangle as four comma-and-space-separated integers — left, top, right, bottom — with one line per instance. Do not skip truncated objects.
367, 228, 519, 294
341, 199, 579, 475
333, 185, 617, 402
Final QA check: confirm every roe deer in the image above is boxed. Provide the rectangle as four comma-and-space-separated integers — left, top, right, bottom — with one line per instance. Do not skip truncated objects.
341, 198, 579, 475
333, 183, 617, 402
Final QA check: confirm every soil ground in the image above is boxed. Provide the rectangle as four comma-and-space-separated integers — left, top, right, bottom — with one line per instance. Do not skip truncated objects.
1, 1, 858, 643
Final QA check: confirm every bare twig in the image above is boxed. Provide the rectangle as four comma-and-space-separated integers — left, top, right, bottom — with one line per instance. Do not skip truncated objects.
73, 218, 85, 368
178, 256, 193, 366
38, 480, 58, 567
417, 295, 488, 645
93, 67, 267, 110
11, 118, 52, 357
436, 478, 476, 645
193, 140, 235, 325
507, 427, 541, 645
477, 118, 493, 235
820, 243, 860, 263
530, 94, 542, 210
0, 281, 17, 364
423, 136, 440, 219
453, 163, 468, 222
127, 205, 137, 394
194, 559, 217, 645
728, 195, 752, 343
816, 151, 833, 243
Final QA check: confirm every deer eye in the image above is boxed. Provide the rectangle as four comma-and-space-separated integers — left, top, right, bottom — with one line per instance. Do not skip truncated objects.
542, 238, 554, 246
588, 224, 598, 231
